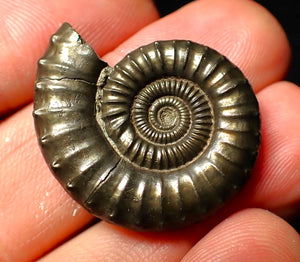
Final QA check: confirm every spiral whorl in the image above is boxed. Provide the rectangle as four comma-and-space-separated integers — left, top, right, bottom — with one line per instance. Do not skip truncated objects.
97, 41, 217, 171
98, 76, 213, 170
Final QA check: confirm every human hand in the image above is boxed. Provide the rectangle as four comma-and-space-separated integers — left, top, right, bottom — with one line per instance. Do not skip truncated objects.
1, 0, 300, 261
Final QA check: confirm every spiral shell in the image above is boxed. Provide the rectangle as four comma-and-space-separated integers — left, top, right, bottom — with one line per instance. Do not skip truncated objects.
33, 23, 261, 231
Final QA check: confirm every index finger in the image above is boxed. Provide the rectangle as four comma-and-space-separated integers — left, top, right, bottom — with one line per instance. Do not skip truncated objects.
0, 0, 159, 116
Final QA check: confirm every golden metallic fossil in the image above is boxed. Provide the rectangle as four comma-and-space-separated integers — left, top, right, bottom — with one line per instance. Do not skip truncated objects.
33, 23, 261, 231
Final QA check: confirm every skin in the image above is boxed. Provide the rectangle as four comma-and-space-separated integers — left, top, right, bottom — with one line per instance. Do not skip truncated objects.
0, 0, 300, 261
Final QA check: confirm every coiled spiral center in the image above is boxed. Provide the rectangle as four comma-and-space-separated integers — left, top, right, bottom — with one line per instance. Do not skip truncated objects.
149, 97, 182, 130
99, 77, 214, 170
132, 89, 191, 145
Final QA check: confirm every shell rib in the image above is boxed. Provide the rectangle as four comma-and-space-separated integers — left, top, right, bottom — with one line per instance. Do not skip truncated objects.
34, 23, 261, 231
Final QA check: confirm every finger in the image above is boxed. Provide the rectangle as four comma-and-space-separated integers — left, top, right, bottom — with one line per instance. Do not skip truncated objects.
0, 0, 158, 116
104, 0, 290, 93
37, 209, 300, 262
200, 81, 300, 223
238, 82, 300, 215
0, 104, 96, 262
39, 221, 195, 262
181, 209, 300, 262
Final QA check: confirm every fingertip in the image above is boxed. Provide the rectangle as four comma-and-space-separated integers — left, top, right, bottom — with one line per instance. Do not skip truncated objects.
250, 82, 300, 208
0, 0, 159, 116
105, 0, 290, 92
182, 208, 300, 262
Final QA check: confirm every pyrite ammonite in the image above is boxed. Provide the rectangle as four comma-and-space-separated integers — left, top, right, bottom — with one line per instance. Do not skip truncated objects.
33, 23, 261, 231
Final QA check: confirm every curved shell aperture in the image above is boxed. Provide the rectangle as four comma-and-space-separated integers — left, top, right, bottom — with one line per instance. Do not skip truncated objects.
33, 23, 261, 231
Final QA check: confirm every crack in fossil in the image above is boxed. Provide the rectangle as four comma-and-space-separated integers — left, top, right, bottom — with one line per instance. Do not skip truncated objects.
38, 76, 97, 86
84, 159, 121, 205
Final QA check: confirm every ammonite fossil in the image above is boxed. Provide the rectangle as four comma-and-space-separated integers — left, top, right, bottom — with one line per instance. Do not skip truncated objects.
33, 23, 261, 231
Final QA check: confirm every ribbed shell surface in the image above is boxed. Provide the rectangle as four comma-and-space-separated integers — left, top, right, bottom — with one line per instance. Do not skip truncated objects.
34, 23, 261, 231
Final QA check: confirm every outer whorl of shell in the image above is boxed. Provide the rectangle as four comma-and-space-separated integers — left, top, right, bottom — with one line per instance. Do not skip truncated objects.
34, 23, 261, 231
